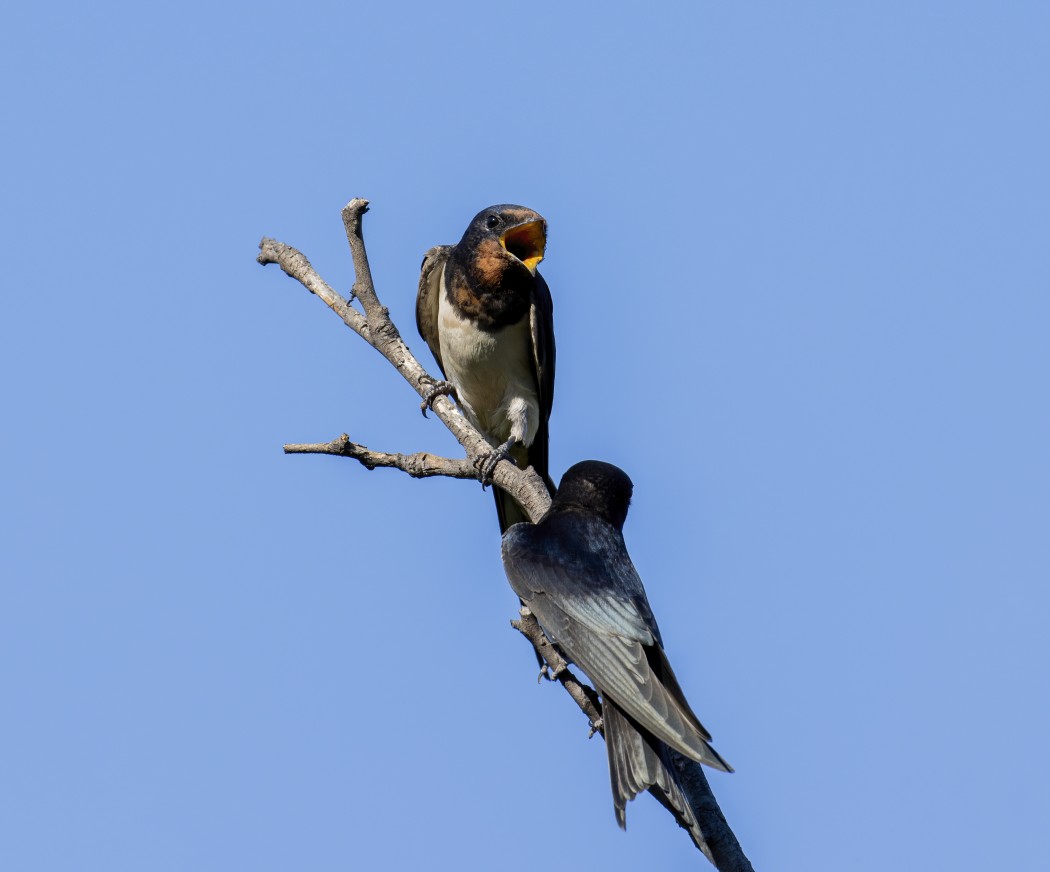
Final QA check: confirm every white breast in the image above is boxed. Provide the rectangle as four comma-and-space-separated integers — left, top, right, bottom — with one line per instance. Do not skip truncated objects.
437, 271, 539, 447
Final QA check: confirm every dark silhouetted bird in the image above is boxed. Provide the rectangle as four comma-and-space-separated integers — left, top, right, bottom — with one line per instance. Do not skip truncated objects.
416, 205, 555, 532
501, 460, 732, 860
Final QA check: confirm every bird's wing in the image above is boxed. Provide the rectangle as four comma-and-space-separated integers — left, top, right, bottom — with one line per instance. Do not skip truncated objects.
505, 515, 654, 639
494, 270, 556, 532
415, 245, 453, 377
516, 270, 555, 498
502, 517, 730, 770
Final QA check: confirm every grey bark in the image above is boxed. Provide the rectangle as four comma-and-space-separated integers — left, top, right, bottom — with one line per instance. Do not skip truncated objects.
258, 199, 753, 871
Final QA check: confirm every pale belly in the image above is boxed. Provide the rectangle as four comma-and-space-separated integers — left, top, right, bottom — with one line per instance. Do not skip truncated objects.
437, 286, 539, 447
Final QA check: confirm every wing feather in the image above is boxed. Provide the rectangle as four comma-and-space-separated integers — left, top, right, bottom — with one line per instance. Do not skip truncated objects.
526, 271, 556, 489
415, 245, 452, 376
502, 518, 731, 771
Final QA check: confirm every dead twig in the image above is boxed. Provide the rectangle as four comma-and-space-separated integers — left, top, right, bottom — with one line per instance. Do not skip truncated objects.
258, 200, 753, 872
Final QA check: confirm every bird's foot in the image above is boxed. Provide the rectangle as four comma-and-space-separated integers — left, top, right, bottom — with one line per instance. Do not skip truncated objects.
588, 717, 604, 739
537, 662, 564, 683
477, 438, 517, 489
419, 380, 457, 417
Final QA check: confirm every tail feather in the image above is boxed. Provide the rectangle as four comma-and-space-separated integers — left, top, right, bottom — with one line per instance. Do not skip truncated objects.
604, 698, 715, 864
494, 488, 531, 534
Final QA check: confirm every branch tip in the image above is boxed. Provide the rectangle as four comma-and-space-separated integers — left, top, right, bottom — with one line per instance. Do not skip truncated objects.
342, 198, 370, 221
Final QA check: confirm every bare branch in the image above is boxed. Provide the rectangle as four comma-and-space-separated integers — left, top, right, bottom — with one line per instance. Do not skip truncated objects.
669, 756, 756, 872
258, 207, 552, 525
283, 434, 478, 479
259, 201, 752, 871
339, 199, 383, 324
512, 607, 603, 727
257, 238, 370, 339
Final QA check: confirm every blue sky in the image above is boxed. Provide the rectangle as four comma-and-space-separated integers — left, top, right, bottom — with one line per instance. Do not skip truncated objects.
3, 3, 1048, 869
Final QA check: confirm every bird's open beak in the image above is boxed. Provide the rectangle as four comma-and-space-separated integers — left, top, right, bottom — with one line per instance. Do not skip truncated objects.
500, 220, 546, 274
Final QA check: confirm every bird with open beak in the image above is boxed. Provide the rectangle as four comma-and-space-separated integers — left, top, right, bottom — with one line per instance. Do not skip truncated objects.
416, 204, 556, 532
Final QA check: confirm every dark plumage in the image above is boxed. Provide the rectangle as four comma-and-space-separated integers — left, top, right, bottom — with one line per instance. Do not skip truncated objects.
501, 461, 732, 860
416, 205, 555, 532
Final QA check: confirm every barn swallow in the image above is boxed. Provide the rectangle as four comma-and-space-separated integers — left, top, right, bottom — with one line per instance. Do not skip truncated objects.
416, 205, 555, 532
501, 461, 732, 861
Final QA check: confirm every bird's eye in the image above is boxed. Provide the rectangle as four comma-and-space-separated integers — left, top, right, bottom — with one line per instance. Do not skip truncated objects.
485, 214, 501, 230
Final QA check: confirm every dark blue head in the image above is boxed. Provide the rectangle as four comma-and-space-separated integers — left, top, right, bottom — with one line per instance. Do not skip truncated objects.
553, 461, 633, 530
458, 204, 547, 276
